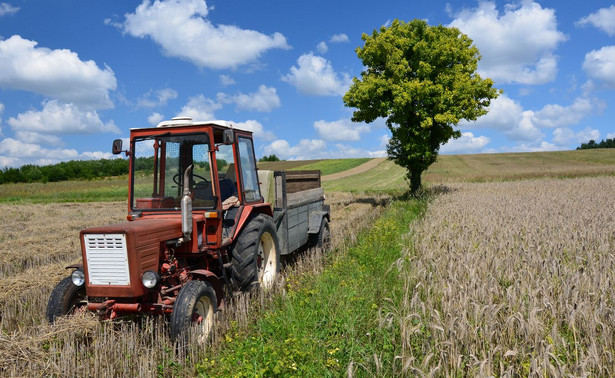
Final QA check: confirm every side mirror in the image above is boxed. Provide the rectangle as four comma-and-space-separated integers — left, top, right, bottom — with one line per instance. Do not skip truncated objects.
222, 129, 235, 145
112, 139, 123, 155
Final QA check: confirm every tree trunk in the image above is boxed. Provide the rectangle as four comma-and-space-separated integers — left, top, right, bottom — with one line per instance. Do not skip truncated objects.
409, 169, 422, 195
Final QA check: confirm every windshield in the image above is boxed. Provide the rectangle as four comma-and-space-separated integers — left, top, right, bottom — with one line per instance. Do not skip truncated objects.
131, 133, 215, 211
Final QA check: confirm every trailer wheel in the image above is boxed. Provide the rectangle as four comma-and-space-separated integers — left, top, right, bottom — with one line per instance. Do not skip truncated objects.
170, 280, 217, 344
46, 276, 86, 324
312, 217, 331, 250
231, 214, 280, 291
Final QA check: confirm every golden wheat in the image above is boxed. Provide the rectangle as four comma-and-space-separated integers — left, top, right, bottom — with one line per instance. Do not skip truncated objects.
391, 176, 615, 375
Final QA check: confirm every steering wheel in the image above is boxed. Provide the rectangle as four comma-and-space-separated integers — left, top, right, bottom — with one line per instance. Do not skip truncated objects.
173, 173, 209, 187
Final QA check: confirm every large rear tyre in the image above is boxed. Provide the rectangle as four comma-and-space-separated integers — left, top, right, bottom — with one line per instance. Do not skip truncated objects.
231, 213, 280, 291
170, 280, 217, 344
46, 276, 87, 324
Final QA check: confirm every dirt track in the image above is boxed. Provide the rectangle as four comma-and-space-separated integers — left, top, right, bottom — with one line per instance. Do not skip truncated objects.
321, 158, 386, 181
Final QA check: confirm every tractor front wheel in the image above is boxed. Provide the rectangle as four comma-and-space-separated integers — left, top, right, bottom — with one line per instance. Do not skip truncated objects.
46, 276, 87, 324
170, 280, 217, 344
231, 214, 280, 291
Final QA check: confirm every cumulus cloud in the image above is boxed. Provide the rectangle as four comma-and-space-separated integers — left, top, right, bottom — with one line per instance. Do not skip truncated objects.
264, 138, 327, 160
0, 138, 115, 168
313, 119, 369, 141
532, 97, 602, 128
576, 5, 615, 36
177, 94, 221, 120
0, 2, 19, 16
441, 132, 490, 154
329, 34, 349, 43
121, 0, 289, 69
219, 74, 235, 86
282, 53, 351, 96
232, 120, 275, 141
583, 46, 615, 88
13, 131, 63, 146
7, 100, 120, 135
316, 41, 328, 54
137, 88, 178, 108
0, 35, 117, 109
464, 94, 602, 146
148, 112, 164, 125
217, 85, 280, 112
552, 127, 600, 146
449, 1, 567, 85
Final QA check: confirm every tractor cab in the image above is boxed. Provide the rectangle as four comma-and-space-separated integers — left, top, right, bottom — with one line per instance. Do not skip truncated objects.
112, 117, 268, 251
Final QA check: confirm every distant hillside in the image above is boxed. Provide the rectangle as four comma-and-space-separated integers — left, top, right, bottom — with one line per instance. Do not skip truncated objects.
322, 149, 615, 193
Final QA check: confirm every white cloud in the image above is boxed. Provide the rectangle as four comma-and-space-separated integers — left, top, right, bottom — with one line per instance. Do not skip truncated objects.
219, 74, 235, 86
0, 2, 19, 16
282, 53, 351, 96
465, 94, 543, 142
14, 131, 63, 146
379, 134, 389, 147
7, 100, 120, 134
329, 34, 349, 43
148, 112, 164, 125
316, 41, 328, 54
0, 35, 117, 109
576, 5, 615, 36
121, 0, 289, 69
0, 138, 115, 168
532, 97, 602, 128
449, 1, 567, 85
441, 132, 490, 154
232, 120, 275, 141
509, 141, 560, 152
217, 85, 280, 112
552, 127, 600, 147
177, 94, 222, 120
0, 102, 3, 135
313, 119, 369, 141
464, 94, 601, 146
137, 88, 178, 107
583, 46, 615, 88
264, 138, 326, 160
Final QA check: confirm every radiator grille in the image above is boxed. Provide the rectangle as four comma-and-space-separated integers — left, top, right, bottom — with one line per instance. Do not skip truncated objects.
83, 234, 130, 285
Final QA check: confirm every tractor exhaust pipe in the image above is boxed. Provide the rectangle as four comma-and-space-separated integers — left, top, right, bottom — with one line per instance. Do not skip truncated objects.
181, 164, 193, 240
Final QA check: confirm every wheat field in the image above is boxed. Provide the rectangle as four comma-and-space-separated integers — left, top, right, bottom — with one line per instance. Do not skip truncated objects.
391, 176, 615, 375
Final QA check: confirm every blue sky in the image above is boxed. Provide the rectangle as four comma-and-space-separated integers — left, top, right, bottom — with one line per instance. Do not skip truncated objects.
1, 0, 615, 167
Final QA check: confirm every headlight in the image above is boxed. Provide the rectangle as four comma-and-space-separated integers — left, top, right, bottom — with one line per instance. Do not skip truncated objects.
141, 271, 159, 289
71, 269, 85, 286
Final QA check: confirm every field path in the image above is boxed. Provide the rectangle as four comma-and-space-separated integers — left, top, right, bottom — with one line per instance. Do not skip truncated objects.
322, 157, 386, 181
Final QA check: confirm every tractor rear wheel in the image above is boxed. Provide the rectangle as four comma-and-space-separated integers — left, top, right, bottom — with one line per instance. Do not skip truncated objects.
170, 280, 217, 344
231, 213, 280, 291
46, 276, 86, 324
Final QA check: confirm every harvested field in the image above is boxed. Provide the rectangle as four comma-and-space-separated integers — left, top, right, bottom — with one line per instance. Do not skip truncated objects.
393, 176, 615, 375
0, 192, 387, 376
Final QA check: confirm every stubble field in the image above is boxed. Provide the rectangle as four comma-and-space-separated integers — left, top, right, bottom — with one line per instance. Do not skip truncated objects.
0, 192, 387, 376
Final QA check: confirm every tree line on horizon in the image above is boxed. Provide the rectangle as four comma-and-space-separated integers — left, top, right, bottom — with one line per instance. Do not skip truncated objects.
0, 159, 129, 184
577, 138, 615, 150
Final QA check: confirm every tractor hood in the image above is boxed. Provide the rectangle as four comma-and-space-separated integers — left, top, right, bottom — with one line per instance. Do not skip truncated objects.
80, 218, 182, 298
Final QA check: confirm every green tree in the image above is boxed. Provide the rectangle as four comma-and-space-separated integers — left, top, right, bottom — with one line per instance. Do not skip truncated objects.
344, 19, 500, 193
259, 154, 280, 162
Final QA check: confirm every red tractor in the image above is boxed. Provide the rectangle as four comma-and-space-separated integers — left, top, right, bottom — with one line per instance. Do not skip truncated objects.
46, 117, 330, 341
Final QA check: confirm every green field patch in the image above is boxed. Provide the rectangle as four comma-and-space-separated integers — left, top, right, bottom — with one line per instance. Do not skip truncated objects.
199, 197, 426, 377
295, 158, 372, 176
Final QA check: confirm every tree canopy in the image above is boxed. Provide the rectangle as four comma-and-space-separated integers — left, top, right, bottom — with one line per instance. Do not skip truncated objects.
344, 19, 500, 193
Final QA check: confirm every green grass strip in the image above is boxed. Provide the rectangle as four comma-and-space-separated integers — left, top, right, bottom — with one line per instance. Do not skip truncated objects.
198, 197, 426, 377
293, 158, 372, 176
